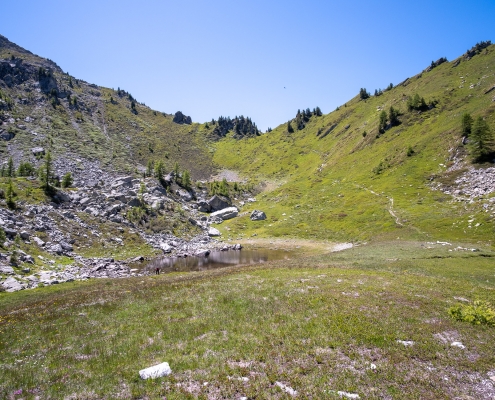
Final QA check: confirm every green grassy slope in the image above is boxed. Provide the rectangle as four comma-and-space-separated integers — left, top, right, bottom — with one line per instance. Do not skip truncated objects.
214, 46, 495, 246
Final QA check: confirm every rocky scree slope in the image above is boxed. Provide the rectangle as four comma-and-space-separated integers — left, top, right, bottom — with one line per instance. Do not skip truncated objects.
0, 172, 254, 292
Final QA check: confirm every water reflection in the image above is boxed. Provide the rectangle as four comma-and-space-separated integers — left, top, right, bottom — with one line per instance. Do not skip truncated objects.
146, 248, 292, 274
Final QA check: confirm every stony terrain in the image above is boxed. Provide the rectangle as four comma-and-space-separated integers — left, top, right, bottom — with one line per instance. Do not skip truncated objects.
0, 173, 254, 292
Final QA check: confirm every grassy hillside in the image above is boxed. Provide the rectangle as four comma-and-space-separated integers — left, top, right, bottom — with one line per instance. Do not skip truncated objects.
0, 35, 215, 180
214, 45, 495, 246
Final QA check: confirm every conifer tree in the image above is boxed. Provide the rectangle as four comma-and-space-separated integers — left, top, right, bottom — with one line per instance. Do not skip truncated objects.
469, 117, 494, 162
461, 113, 473, 137
7, 157, 14, 178
287, 121, 294, 133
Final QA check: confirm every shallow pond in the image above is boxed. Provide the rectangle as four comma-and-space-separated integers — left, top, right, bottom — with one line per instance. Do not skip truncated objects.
145, 247, 294, 274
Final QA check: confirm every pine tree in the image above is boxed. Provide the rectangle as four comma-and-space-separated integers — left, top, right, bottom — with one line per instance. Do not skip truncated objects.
182, 170, 191, 189
6, 179, 15, 209
461, 113, 473, 137
359, 88, 370, 100
379, 110, 387, 133
174, 162, 180, 181
155, 160, 165, 181
146, 160, 154, 177
40, 151, 53, 191
469, 117, 494, 162
287, 121, 294, 133
61, 172, 73, 188
389, 106, 400, 127
7, 157, 14, 178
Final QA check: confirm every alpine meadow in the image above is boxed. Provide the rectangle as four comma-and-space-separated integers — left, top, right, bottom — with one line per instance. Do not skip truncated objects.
0, 32, 495, 399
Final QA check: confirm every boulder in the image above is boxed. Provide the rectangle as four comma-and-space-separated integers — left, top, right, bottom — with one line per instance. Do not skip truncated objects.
173, 111, 192, 125
0, 265, 15, 275
0, 131, 15, 141
20, 231, 30, 240
59, 241, 74, 252
139, 362, 172, 379
208, 227, 221, 236
127, 197, 142, 207
195, 249, 211, 257
49, 244, 63, 255
197, 200, 211, 213
160, 242, 172, 253
31, 147, 45, 156
177, 189, 192, 202
250, 210, 266, 221
211, 207, 238, 220
53, 191, 71, 203
208, 195, 229, 211
1, 277, 24, 292
33, 237, 45, 247
4, 228, 17, 238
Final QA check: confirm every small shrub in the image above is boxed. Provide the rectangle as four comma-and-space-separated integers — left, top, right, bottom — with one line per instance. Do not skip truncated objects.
0, 227, 6, 247
407, 146, 414, 157
449, 300, 495, 326
61, 172, 73, 188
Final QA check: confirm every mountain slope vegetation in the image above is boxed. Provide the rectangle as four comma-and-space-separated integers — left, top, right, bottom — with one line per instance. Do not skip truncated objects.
213, 43, 495, 246
0, 34, 216, 180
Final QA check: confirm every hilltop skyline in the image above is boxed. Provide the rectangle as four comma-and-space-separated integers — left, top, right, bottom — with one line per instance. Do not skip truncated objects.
2, 0, 494, 131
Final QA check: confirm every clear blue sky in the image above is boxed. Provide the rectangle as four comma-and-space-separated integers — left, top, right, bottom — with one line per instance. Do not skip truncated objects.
2, 0, 494, 131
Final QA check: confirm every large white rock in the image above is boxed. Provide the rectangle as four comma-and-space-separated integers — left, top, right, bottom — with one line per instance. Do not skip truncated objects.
210, 207, 238, 220
139, 362, 172, 379
208, 227, 221, 236
160, 242, 172, 253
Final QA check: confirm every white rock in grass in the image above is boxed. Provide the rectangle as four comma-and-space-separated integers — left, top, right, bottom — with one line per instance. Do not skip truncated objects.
275, 381, 297, 396
139, 362, 172, 379
451, 341, 466, 349
397, 340, 414, 347
208, 227, 221, 236
338, 391, 360, 399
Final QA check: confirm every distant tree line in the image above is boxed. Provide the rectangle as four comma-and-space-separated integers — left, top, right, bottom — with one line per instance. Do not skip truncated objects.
211, 115, 260, 138
464, 41, 492, 59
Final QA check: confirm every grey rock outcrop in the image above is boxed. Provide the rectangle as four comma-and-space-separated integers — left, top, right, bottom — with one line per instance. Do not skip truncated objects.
250, 210, 266, 221
210, 207, 238, 220
173, 111, 192, 124
208, 195, 230, 211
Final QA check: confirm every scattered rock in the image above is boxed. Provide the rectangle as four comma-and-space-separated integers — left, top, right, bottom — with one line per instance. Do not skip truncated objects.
160, 242, 172, 253
275, 382, 297, 396
31, 147, 45, 156
1, 277, 25, 292
0, 265, 15, 275
208, 195, 230, 211
338, 391, 360, 399
210, 207, 238, 220
32, 237, 45, 247
208, 227, 221, 236
250, 209, 266, 221
139, 362, 172, 379
397, 340, 414, 347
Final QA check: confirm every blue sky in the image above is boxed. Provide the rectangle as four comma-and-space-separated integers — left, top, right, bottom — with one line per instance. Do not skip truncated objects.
2, 0, 494, 131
